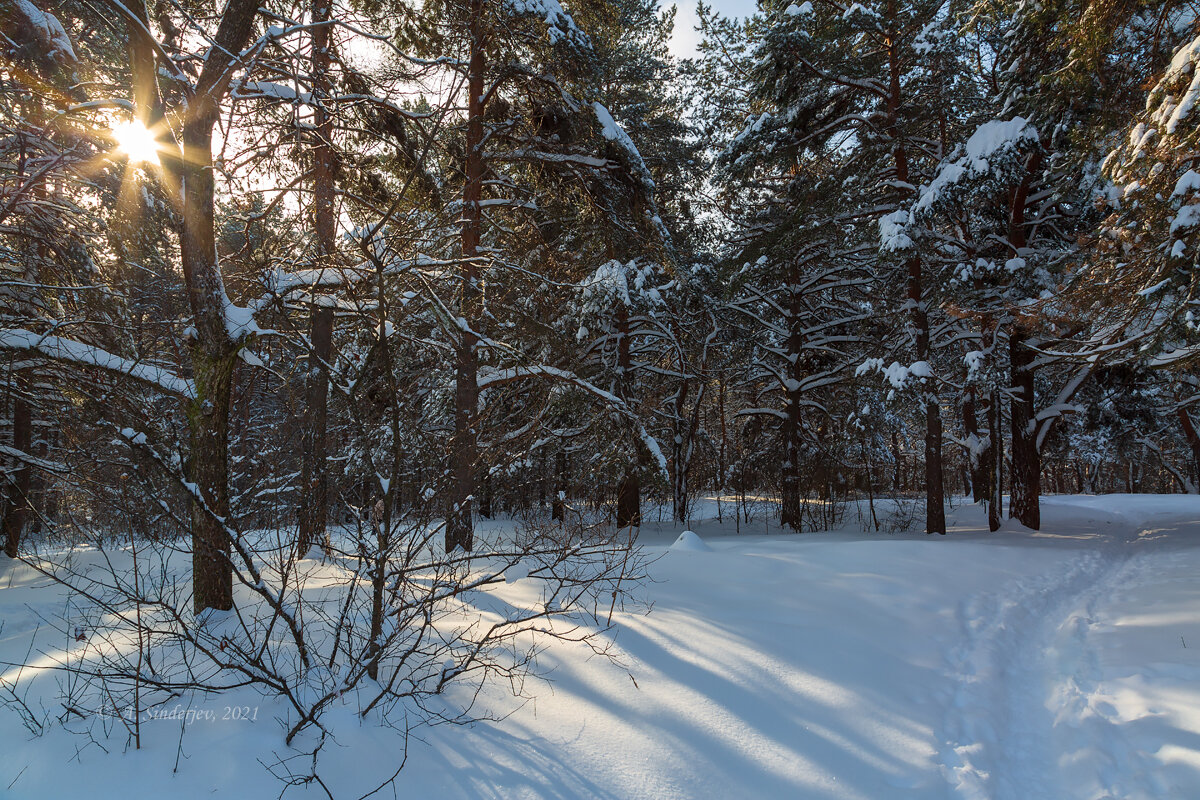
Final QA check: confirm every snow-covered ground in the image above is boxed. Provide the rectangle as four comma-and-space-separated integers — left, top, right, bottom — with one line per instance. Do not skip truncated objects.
3, 494, 1200, 798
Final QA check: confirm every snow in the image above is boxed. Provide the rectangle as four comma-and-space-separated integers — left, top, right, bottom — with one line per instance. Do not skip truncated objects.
13, 0, 76, 66
0, 328, 194, 398
504, 558, 533, 582
233, 80, 311, 104
784, 1, 812, 14
580, 258, 665, 312
220, 287, 264, 340
912, 118, 1040, 217
1170, 203, 1200, 234
842, 2, 879, 20
669, 530, 711, 551
506, 0, 588, 46
730, 112, 773, 150
5, 495, 1200, 798
858, 357, 931, 389
477, 363, 670, 477
1172, 169, 1200, 197
879, 209, 914, 251
1162, 35, 1200, 135
593, 102, 656, 192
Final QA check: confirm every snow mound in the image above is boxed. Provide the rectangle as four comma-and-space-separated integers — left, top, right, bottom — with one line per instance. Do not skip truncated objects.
505, 559, 533, 582
670, 530, 712, 552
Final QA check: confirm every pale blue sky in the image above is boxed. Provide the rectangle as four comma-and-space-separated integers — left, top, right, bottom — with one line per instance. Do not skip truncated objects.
668, 0, 757, 58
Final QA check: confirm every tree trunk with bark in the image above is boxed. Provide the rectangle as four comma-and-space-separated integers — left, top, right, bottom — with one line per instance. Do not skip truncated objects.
552, 449, 567, 521
616, 475, 641, 529
671, 378, 690, 524
2, 382, 31, 557
988, 388, 1003, 532
963, 387, 992, 504
1003, 156, 1042, 532
1177, 408, 1200, 492
447, 0, 485, 553
885, 4, 944, 534
780, 269, 804, 530
613, 306, 642, 529
297, 0, 337, 555
153, 0, 261, 613
298, 305, 333, 552
1008, 329, 1040, 530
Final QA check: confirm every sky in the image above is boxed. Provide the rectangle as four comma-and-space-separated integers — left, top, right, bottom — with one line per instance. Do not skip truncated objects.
667, 0, 757, 59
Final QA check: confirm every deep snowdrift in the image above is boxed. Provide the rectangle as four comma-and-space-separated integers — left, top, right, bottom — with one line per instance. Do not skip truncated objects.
2, 494, 1199, 799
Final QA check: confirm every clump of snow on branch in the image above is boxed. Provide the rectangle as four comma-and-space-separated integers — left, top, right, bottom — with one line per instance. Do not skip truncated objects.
579, 259, 666, 317
506, 0, 590, 47
911, 118, 1040, 218
592, 102, 670, 242
857, 357, 933, 392
12, 0, 77, 67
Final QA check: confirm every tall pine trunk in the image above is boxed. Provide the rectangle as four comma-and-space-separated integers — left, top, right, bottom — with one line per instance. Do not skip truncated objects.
671, 379, 690, 524
146, 0, 261, 613
1004, 157, 1041, 531
552, 450, 567, 521
987, 388, 1003, 531
962, 387, 992, 504
447, 0, 485, 553
614, 307, 641, 529
2, 381, 31, 557
616, 476, 641, 529
780, 268, 804, 530
180, 119, 239, 613
298, 305, 334, 552
1008, 329, 1040, 530
1177, 408, 1200, 493
297, 0, 337, 554
885, 3, 944, 534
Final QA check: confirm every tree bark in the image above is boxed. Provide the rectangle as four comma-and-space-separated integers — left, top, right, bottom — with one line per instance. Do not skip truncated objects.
1003, 155, 1041, 532
671, 382, 690, 524
780, 269, 803, 531
922, 370, 946, 534
988, 388, 1003, 531
297, 0, 337, 555
447, 0, 485, 553
2, 382, 32, 557
298, 305, 334, 552
552, 449, 567, 521
1008, 329, 1040, 530
885, 3, 944, 534
478, 473, 493, 519
963, 387, 991, 504
1176, 408, 1200, 491
614, 307, 642, 528
168, 0, 261, 613
616, 474, 641, 529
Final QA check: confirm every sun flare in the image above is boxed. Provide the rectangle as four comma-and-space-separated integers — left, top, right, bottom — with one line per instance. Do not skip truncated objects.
112, 120, 161, 165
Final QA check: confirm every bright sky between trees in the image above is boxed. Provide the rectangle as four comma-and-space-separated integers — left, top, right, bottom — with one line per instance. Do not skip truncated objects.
668, 0, 755, 58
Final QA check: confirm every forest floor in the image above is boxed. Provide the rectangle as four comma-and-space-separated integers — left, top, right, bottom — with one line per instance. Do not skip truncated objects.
2, 494, 1200, 798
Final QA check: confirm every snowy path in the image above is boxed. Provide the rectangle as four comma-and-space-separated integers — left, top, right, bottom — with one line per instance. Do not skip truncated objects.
940, 500, 1200, 800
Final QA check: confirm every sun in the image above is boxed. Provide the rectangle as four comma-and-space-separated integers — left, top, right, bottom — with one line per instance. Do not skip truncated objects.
112, 119, 161, 165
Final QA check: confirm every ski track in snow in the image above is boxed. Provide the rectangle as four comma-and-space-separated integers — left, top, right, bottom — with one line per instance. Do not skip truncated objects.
939, 514, 1183, 800
1047, 550, 1171, 800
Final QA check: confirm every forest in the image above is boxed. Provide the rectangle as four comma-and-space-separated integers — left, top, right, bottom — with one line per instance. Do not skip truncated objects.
3, 0, 1200, 796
